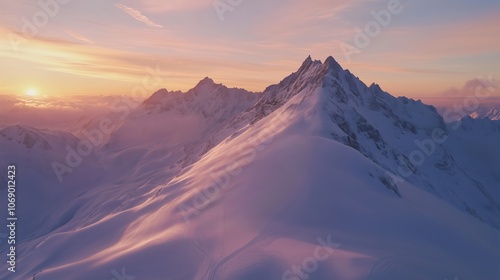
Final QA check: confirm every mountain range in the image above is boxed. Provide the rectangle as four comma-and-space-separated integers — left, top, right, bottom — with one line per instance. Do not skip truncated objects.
0, 56, 499, 280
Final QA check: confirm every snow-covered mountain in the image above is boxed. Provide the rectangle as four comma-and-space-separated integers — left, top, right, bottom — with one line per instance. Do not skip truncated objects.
470, 105, 500, 120
1, 56, 499, 280
437, 103, 500, 121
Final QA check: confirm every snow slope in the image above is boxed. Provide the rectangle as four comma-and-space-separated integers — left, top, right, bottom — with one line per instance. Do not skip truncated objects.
0, 57, 499, 280
0, 125, 107, 242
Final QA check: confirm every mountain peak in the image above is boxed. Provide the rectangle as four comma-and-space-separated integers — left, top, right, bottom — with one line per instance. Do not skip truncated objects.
302, 55, 313, 65
297, 55, 322, 72
323, 55, 343, 71
195, 76, 216, 87
295, 55, 344, 83
369, 82, 383, 92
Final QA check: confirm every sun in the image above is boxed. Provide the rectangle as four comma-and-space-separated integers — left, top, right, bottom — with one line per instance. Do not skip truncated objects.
26, 88, 38, 97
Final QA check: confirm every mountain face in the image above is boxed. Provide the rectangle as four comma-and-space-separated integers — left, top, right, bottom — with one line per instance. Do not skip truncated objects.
1, 57, 499, 280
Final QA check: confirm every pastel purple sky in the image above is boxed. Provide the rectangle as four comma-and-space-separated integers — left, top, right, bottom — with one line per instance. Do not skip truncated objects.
0, 0, 499, 101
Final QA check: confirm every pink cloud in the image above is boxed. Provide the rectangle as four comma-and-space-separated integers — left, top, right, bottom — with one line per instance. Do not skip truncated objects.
115, 4, 163, 28
66, 31, 94, 44
0, 94, 124, 130
136, 0, 211, 12
441, 77, 499, 97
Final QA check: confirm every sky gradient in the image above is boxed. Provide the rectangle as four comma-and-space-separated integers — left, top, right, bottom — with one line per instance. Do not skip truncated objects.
0, 0, 499, 101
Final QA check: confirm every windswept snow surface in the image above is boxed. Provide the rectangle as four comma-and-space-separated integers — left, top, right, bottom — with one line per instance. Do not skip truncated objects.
0, 57, 499, 280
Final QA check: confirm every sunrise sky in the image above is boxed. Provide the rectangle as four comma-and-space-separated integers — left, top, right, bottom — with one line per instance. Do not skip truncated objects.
0, 0, 499, 100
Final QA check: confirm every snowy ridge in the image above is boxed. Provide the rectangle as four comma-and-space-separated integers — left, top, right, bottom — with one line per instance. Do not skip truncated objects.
143, 77, 260, 119
438, 103, 500, 121
0, 125, 77, 151
1, 56, 499, 280
470, 106, 500, 120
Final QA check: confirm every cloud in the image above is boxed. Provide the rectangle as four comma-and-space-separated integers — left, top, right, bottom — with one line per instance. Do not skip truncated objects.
0, 94, 126, 130
66, 31, 94, 44
0, 26, 295, 93
136, 0, 211, 12
441, 77, 499, 97
115, 4, 163, 28
429, 78, 500, 113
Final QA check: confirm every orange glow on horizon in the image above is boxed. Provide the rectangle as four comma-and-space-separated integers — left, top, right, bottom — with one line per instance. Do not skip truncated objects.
0, 4, 498, 100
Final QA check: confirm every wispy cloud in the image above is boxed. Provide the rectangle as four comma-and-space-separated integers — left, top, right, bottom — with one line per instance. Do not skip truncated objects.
137, 0, 211, 13
66, 31, 94, 44
441, 78, 499, 97
115, 4, 162, 28
0, 28, 284, 93
0, 94, 123, 130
